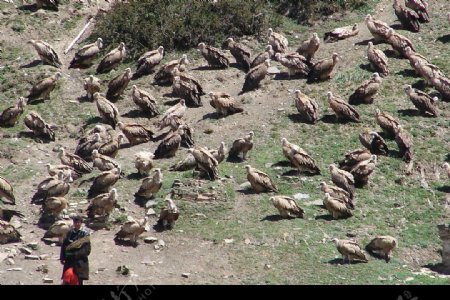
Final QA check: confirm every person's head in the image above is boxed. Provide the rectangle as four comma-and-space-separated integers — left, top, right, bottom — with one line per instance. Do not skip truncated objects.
71, 215, 83, 230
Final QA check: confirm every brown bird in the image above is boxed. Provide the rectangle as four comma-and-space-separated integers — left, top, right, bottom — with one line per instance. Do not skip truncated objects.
46, 163, 81, 181
42, 196, 69, 218
94, 93, 120, 129
339, 148, 372, 171
172, 76, 202, 107
106, 68, 133, 101
131, 85, 160, 117
134, 45, 164, 78
27, 72, 62, 104
169, 154, 197, 172
69, 38, 103, 69
432, 76, 450, 101
153, 125, 186, 159
118, 121, 154, 146
320, 182, 354, 208
349, 73, 382, 105
27, 39, 62, 68
296, 33, 320, 61
228, 131, 254, 161
404, 85, 439, 117
404, 46, 428, 76
88, 168, 121, 198
251, 45, 275, 68
324, 23, 359, 43
367, 42, 389, 76
375, 109, 401, 139
327, 92, 360, 123
87, 188, 118, 219
58, 147, 93, 174
96, 42, 126, 73
405, 0, 429, 23
31, 171, 72, 205
350, 155, 377, 187
294, 89, 319, 124
188, 147, 219, 180
365, 235, 397, 262
0, 220, 21, 244
329, 164, 355, 198
134, 152, 154, 176
359, 129, 389, 155
98, 133, 125, 158
365, 14, 391, 42
323, 193, 353, 219
270, 196, 304, 219
197, 42, 229, 68
35, 0, 59, 10
245, 165, 278, 193
308, 53, 339, 82
0, 97, 27, 127
332, 238, 368, 263
240, 59, 270, 94
385, 28, 416, 57
393, 0, 420, 32
75, 132, 103, 161
281, 138, 320, 175
154, 54, 189, 85
134, 169, 163, 200
114, 217, 149, 246
209, 142, 227, 164
223, 37, 252, 71
24, 111, 56, 141
208, 92, 244, 117
171, 67, 205, 96
158, 196, 180, 230
92, 149, 121, 171
83, 75, 101, 101
158, 99, 186, 130
0, 207, 24, 222
275, 52, 310, 78
394, 126, 413, 163
43, 219, 71, 245
267, 28, 289, 54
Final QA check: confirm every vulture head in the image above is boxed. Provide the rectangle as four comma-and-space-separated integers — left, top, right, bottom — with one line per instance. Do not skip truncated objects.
18, 97, 27, 108
265, 45, 273, 52
118, 42, 126, 51
179, 99, 186, 106
65, 172, 74, 183
219, 141, 227, 153
331, 237, 339, 245
328, 164, 337, 171
370, 155, 378, 164
375, 108, 381, 116
157, 46, 164, 55
124, 68, 132, 77
132, 85, 137, 91
244, 165, 252, 172
312, 32, 319, 39
96, 38, 104, 48
57, 171, 66, 181
208, 92, 216, 100
274, 53, 282, 62
372, 72, 381, 82
93, 132, 101, 142
352, 24, 358, 31
404, 46, 413, 56
404, 85, 413, 93
173, 76, 181, 84
332, 53, 339, 63
267, 28, 273, 37
281, 137, 288, 146
27, 39, 36, 45
442, 162, 450, 172
117, 133, 125, 143
110, 188, 118, 200
91, 149, 100, 158
365, 14, 372, 23
386, 28, 395, 38
93, 92, 101, 100
319, 181, 327, 190
180, 54, 189, 65
326, 91, 333, 101
248, 131, 255, 139
57, 147, 66, 159
117, 121, 125, 130
197, 42, 206, 51
55, 72, 63, 80
264, 59, 271, 67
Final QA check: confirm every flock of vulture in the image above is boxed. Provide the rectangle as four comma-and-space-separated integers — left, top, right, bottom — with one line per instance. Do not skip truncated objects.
0, 0, 449, 265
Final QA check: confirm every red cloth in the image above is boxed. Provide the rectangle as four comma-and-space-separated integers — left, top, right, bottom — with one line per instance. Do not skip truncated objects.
62, 267, 79, 285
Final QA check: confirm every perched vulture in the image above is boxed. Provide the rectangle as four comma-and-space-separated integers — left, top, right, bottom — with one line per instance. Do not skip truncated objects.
413, 61, 444, 86
43, 219, 71, 245
365, 236, 397, 262
0, 97, 27, 127
251, 45, 274, 68
332, 238, 368, 263
0, 176, 15, 205
208, 92, 244, 116
42, 196, 68, 217
320, 182, 353, 208
98, 133, 124, 158
329, 164, 355, 198
197, 42, 229, 68
385, 28, 416, 57
134, 169, 163, 200
75, 133, 103, 161
223, 37, 251, 71
245, 165, 278, 193
327, 92, 360, 123
405, 0, 429, 23
281, 138, 320, 175
349, 73, 382, 105
134, 46, 164, 78
404, 46, 428, 75
158, 196, 179, 229
134, 152, 154, 176
339, 148, 372, 171
58, 147, 93, 174
87, 188, 118, 219
96, 42, 126, 74
88, 168, 121, 198
270, 196, 304, 218
375, 109, 401, 138
210, 142, 227, 164
367, 42, 389, 76
324, 24, 359, 43
153, 126, 185, 159
228, 131, 254, 161
0, 220, 21, 244
35, 0, 59, 10
359, 129, 389, 155
118, 122, 154, 146
0, 207, 24, 222
308, 53, 339, 82
394, 126, 413, 163
158, 99, 186, 130
323, 193, 353, 219
393, 0, 420, 32
274, 52, 310, 78
83, 75, 101, 101
115, 217, 148, 246
46, 163, 81, 181
172, 67, 205, 96
154, 54, 189, 85
27, 39, 62, 68
27, 72, 62, 104
94, 93, 120, 129
294, 89, 319, 124
69, 38, 103, 69
432, 77, 450, 101
365, 14, 391, 42
169, 153, 197, 172
296, 33, 320, 61
240, 59, 270, 94
78, 124, 110, 146
172, 76, 202, 107
31, 171, 72, 205
106, 68, 133, 101
24, 111, 56, 141
267, 28, 288, 54
350, 155, 377, 187
92, 150, 121, 171
188, 148, 219, 180
131, 85, 160, 117
404, 85, 438, 117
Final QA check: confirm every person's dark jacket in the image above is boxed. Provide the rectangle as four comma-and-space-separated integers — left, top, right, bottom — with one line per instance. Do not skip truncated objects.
60, 227, 91, 281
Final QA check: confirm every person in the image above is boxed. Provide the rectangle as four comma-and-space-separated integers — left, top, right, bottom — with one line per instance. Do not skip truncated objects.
60, 215, 91, 285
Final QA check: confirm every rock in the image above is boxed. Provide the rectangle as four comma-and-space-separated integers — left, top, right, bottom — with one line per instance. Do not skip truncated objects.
50, 243, 56, 247
157, 240, 165, 247
25, 255, 40, 260
144, 237, 158, 244
146, 208, 156, 216
36, 264, 49, 273
264, 264, 271, 270
305, 199, 323, 206
27, 242, 39, 250
224, 238, 234, 244
267, 66, 281, 74
145, 200, 157, 208
239, 182, 251, 189
141, 261, 155, 266
293, 193, 310, 200
43, 278, 53, 284
19, 247, 33, 255
10, 220, 21, 229
244, 238, 251, 245
39, 254, 49, 260
181, 273, 190, 278
7, 268, 22, 271
405, 277, 414, 282
346, 232, 357, 238
6, 258, 15, 265
97, 267, 106, 272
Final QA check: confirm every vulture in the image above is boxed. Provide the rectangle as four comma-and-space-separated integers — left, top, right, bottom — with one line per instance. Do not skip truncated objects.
228, 131, 254, 161
267, 28, 288, 54
245, 165, 278, 193
270, 196, 304, 219
42, 196, 69, 217
223, 37, 252, 71
413, 60, 444, 86
405, 0, 429, 23
308, 53, 339, 82
365, 236, 398, 262
134, 46, 164, 78
27, 72, 62, 104
350, 155, 378, 187
296, 33, 320, 61
394, 126, 413, 163
118, 121, 154, 146
274, 52, 310, 78
327, 91, 360, 123
87, 188, 118, 219
442, 162, 450, 179
131, 85, 160, 117
404, 46, 428, 75
0, 220, 21, 244
96, 42, 126, 74
27, 39, 62, 68
329, 164, 355, 198
98, 133, 125, 158
46, 163, 81, 181
294, 89, 319, 124
375, 109, 401, 138
393, 0, 420, 32
324, 24, 359, 43
251, 45, 274, 69
339, 148, 372, 171
0, 176, 15, 205
69, 38, 103, 69
134, 152, 154, 176
78, 124, 110, 145
432, 77, 450, 101
43, 219, 71, 245
153, 126, 185, 159
323, 193, 353, 219
24, 111, 56, 141
31, 171, 72, 205
169, 153, 197, 172
0, 97, 27, 127
35, 0, 59, 10
240, 59, 270, 94
115, 217, 148, 246
367, 42, 389, 76
94, 93, 120, 129
58, 147, 93, 174
365, 14, 391, 42
197, 42, 229, 68
134, 169, 163, 200
359, 129, 389, 155
332, 238, 368, 263
92, 150, 121, 171
281, 138, 320, 175
158, 196, 180, 230
172, 76, 202, 107
0, 207, 24, 222
178, 122, 195, 149
106, 68, 133, 101
188, 147, 219, 180
209, 142, 227, 164
83, 75, 101, 101
158, 99, 186, 130
74, 132, 103, 161
171, 67, 205, 96
385, 28, 416, 57
154, 54, 189, 85
320, 182, 354, 208
208, 91, 244, 116
349, 73, 382, 105
88, 168, 121, 198
404, 85, 438, 117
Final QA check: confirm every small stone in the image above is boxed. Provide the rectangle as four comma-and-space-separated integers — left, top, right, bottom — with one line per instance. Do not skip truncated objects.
239, 182, 251, 189
39, 254, 49, 260
146, 208, 156, 216
144, 237, 158, 244
97, 267, 106, 272
7, 268, 22, 271
27, 242, 39, 250
141, 261, 155, 266
293, 193, 310, 200
145, 200, 157, 208
43, 278, 54, 284
19, 247, 33, 255
244, 238, 251, 245
264, 264, 271, 270
181, 273, 190, 278
224, 238, 234, 244
267, 66, 281, 74
157, 240, 165, 247
405, 277, 414, 282
25, 255, 40, 260
36, 264, 49, 273
204, 128, 214, 134
6, 258, 15, 265
50, 243, 56, 247
346, 232, 357, 238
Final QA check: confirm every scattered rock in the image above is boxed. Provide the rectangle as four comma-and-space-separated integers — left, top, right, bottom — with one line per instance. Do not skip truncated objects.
36, 264, 48, 274
27, 242, 39, 250
19, 247, 33, 255
244, 238, 251, 245
7, 268, 22, 271
239, 182, 251, 189
346, 232, 357, 238
293, 193, 310, 200
116, 265, 130, 276
6, 258, 15, 265
25, 255, 40, 260
97, 267, 106, 272
145, 200, 157, 208
39, 254, 49, 260
264, 264, 271, 270
146, 208, 156, 216
43, 278, 53, 284
224, 238, 234, 244
267, 66, 281, 74
141, 261, 155, 266
181, 273, 190, 278
405, 277, 414, 282
144, 237, 158, 244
